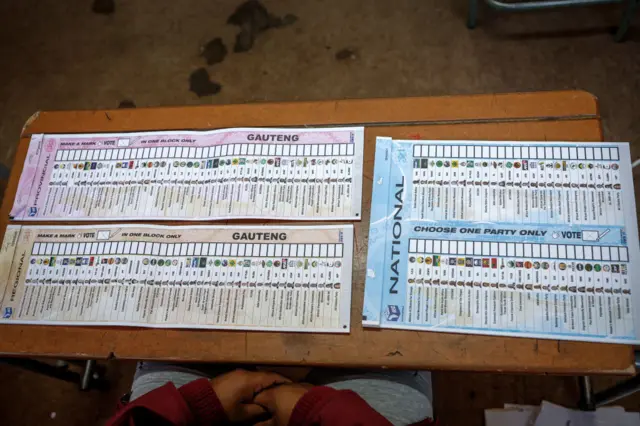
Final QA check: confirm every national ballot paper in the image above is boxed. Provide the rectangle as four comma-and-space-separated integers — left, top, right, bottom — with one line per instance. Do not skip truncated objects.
0, 224, 353, 333
364, 138, 640, 344
10, 127, 364, 221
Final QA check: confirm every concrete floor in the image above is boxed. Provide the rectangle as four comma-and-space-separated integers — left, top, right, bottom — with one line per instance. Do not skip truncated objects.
0, 0, 639, 424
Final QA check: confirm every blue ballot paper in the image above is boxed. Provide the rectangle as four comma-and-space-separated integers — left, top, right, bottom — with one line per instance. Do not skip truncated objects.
364, 137, 640, 344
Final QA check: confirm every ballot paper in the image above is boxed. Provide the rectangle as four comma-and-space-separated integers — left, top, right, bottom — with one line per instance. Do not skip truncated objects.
0, 224, 353, 332
533, 402, 640, 426
486, 403, 640, 426
10, 127, 364, 221
363, 138, 640, 344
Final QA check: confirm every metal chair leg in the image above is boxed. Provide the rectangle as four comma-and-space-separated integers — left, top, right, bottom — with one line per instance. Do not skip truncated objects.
468, 0, 479, 28
0, 164, 10, 180
0, 358, 81, 384
614, 0, 638, 42
578, 376, 595, 410
592, 374, 640, 406
1, 358, 105, 391
81, 360, 96, 391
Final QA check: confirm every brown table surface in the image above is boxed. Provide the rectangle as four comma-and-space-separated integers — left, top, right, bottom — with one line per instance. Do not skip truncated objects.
0, 90, 635, 375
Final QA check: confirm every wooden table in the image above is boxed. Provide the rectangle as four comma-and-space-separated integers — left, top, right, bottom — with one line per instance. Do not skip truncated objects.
0, 90, 634, 375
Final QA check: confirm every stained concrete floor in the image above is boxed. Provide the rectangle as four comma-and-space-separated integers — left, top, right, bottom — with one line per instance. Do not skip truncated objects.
0, 0, 639, 424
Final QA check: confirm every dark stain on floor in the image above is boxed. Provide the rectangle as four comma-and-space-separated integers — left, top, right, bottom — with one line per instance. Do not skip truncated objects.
201, 38, 228, 66
92, 0, 115, 15
227, 0, 298, 52
189, 68, 222, 97
189, 1, 297, 95
335, 48, 358, 61
117, 100, 136, 109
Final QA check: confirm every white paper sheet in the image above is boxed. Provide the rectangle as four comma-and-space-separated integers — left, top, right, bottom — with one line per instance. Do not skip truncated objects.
487, 403, 640, 426
534, 401, 640, 426
485, 409, 537, 426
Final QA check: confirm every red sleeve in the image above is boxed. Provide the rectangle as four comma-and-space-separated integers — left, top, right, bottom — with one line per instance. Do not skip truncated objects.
289, 387, 435, 426
106, 378, 228, 426
288, 386, 391, 426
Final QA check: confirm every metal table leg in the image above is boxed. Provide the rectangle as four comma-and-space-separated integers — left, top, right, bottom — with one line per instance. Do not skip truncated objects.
468, 0, 633, 40
579, 351, 640, 409
483, 0, 622, 10
468, 0, 479, 29
614, 0, 639, 42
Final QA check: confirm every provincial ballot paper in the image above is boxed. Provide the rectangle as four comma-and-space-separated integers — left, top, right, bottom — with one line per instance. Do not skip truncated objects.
0, 224, 353, 332
364, 138, 640, 344
10, 127, 363, 221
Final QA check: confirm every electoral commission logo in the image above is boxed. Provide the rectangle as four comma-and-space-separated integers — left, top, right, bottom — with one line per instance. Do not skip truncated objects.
384, 305, 401, 322
3, 307, 12, 319
28, 207, 38, 217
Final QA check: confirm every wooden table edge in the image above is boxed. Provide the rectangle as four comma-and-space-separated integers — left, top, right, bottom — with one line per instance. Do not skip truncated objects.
0, 91, 634, 376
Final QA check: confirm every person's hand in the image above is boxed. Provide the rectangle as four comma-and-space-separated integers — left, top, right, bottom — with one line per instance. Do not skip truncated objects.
210, 369, 290, 422
254, 383, 313, 426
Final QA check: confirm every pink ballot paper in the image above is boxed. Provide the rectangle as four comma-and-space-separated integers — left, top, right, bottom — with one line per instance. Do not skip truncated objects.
11, 127, 364, 221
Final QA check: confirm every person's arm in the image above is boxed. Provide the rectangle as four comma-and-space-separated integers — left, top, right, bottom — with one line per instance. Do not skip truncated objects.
107, 378, 225, 426
287, 386, 393, 425
256, 384, 434, 426
106, 370, 289, 426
